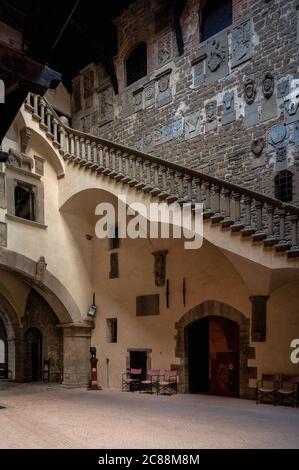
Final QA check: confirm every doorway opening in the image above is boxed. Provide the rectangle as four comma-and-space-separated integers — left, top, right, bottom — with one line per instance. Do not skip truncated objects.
0, 317, 8, 379
187, 316, 239, 397
25, 327, 42, 381
129, 350, 147, 380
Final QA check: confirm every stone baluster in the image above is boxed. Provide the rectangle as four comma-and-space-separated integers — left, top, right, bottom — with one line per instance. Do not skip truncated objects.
52, 119, 59, 148
221, 189, 234, 227
275, 209, 289, 251
195, 178, 202, 204
32, 94, 40, 121
151, 163, 161, 196
128, 155, 137, 186
211, 185, 223, 223
252, 201, 266, 241
80, 138, 86, 162
96, 144, 104, 172
45, 109, 54, 139
109, 149, 117, 177
202, 182, 213, 219
158, 166, 169, 200
102, 146, 111, 175
230, 193, 244, 231
25, 93, 34, 112
84, 140, 91, 166
186, 175, 193, 203
90, 142, 98, 169
144, 161, 154, 193
176, 172, 184, 205
69, 134, 75, 158
39, 99, 47, 130
121, 153, 131, 183
74, 135, 80, 161
58, 126, 65, 156
136, 158, 146, 190
241, 196, 256, 236
166, 168, 178, 203
115, 151, 124, 181
288, 215, 299, 257
264, 205, 278, 246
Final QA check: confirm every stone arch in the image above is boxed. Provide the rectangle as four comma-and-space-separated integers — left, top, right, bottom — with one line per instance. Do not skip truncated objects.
0, 291, 22, 380
175, 300, 251, 398
0, 248, 82, 324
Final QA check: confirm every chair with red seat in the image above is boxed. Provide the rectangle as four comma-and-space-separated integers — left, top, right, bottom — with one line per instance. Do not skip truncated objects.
122, 368, 142, 392
277, 375, 299, 408
157, 370, 178, 396
256, 374, 279, 405
140, 370, 160, 394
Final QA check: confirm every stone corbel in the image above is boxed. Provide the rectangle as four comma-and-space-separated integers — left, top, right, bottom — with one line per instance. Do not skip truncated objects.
20, 126, 32, 154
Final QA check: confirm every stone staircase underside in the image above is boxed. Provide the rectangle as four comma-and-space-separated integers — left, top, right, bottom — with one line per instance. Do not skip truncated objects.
23, 94, 299, 266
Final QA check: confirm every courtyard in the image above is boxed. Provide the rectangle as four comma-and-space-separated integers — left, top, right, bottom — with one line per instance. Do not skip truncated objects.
0, 384, 298, 449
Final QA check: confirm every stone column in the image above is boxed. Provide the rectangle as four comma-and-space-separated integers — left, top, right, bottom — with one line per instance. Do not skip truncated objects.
61, 324, 92, 387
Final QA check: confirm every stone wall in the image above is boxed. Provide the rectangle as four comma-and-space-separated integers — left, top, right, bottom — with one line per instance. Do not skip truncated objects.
23, 289, 63, 382
71, 0, 299, 204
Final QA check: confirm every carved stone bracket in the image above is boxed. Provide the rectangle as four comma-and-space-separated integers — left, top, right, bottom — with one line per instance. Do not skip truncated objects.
152, 250, 168, 286
20, 127, 32, 154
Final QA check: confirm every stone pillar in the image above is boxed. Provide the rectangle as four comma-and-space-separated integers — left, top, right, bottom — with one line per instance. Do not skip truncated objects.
249, 296, 269, 342
61, 324, 92, 387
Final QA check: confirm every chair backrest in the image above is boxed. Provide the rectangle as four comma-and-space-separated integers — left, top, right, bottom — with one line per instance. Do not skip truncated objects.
164, 370, 178, 378
147, 369, 160, 377
262, 374, 279, 382
130, 368, 142, 375
281, 375, 299, 384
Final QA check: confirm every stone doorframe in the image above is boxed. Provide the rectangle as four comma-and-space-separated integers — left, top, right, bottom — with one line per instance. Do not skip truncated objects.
126, 348, 152, 371
174, 300, 252, 398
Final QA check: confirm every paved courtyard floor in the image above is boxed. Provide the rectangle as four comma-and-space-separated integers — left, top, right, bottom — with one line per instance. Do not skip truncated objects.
0, 383, 298, 449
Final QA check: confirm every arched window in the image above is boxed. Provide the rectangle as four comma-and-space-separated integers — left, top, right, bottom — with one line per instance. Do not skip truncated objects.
200, 0, 232, 42
126, 42, 147, 87
274, 170, 293, 202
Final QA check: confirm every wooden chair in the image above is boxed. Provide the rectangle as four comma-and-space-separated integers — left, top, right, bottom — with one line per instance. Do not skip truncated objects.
140, 370, 160, 394
122, 368, 142, 392
157, 370, 178, 396
256, 374, 279, 405
277, 375, 299, 407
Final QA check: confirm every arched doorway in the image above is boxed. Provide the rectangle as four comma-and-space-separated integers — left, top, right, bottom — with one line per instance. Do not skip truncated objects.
187, 316, 239, 396
25, 327, 42, 381
175, 300, 251, 398
0, 317, 8, 379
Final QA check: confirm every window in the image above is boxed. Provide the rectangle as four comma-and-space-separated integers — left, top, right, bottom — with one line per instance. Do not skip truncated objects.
126, 42, 147, 86
106, 318, 117, 343
200, 0, 232, 42
109, 224, 120, 250
275, 170, 293, 202
14, 183, 35, 221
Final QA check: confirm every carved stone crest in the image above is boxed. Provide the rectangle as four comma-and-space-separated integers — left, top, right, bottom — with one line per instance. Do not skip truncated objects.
157, 33, 172, 67
277, 79, 289, 98
207, 40, 226, 72
232, 19, 252, 67
205, 101, 217, 122
262, 73, 274, 99
158, 75, 170, 93
152, 250, 168, 287
269, 124, 287, 148
251, 137, 264, 157
244, 78, 256, 105
99, 87, 113, 125
36, 256, 47, 282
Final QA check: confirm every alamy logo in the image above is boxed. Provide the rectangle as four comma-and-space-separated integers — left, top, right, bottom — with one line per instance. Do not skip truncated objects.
95, 195, 204, 249
290, 339, 299, 364
0, 80, 5, 104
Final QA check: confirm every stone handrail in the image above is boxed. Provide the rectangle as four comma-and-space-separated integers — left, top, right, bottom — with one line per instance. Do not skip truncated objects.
24, 93, 299, 257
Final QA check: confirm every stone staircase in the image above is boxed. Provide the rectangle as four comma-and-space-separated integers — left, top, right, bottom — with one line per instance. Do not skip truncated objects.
24, 93, 299, 259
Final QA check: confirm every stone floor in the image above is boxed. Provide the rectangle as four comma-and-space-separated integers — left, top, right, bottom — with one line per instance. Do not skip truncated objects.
0, 383, 298, 448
